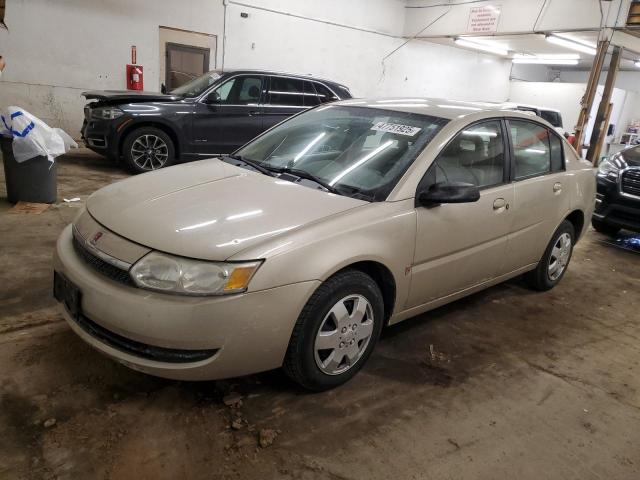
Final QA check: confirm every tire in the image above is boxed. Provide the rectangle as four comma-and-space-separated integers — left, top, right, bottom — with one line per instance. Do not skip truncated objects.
122, 127, 175, 174
591, 218, 620, 237
283, 270, 384, 391
524, 220, 575, 291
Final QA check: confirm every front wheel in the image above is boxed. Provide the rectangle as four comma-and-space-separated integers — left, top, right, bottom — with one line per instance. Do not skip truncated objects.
524, 220, 575, 291
122, 127, 175, 174
283, 270, 384, 391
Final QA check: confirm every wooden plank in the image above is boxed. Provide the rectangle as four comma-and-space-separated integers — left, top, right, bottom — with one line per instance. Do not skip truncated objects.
587, 46, 622, 165
572, 39, 609, 156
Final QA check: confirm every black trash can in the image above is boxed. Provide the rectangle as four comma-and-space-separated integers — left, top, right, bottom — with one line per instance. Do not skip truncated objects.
1, 136, 57, 204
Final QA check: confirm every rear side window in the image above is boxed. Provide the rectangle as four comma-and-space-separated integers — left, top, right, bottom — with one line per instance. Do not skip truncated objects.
304, 81, 320, 107
549, 134, 564, 171
510, 120, 551, 180
540, 110, 562, 128
313, 82, 339, 104
268, 77, 305, 107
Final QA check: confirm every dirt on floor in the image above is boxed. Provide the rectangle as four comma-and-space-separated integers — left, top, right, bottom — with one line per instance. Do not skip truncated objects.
1, 150, 639, 480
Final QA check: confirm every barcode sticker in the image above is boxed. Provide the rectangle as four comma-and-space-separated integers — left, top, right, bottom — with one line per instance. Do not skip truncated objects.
372, 122, 422, 136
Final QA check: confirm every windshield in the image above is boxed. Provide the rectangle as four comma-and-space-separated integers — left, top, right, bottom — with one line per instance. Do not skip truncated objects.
171, 71, 222, 98
236, 105, 448, 201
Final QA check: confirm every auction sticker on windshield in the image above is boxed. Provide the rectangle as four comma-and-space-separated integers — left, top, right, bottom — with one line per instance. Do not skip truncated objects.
372, 122, 422, 136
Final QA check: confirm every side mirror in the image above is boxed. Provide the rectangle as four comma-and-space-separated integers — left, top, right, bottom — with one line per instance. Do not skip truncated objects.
417, 182, 480, 207
160, 83, 167, 94
204, 92, 221, 104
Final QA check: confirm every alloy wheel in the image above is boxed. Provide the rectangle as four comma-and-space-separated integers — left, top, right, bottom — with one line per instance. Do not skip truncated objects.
131, 134, 169, 170
548, 232, 572, 281
314, 294, 374, 375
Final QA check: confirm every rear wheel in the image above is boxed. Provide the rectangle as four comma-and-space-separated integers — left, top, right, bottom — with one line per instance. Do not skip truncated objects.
591, 218, 620, 237
283, 270, 384, 391
524, 220, 575, 291
123, 127, 175, 174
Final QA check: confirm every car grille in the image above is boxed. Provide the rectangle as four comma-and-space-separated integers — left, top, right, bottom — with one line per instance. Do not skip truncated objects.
621, 169, 640, 198
73, 312, 218, 363
72, 235, 134, 286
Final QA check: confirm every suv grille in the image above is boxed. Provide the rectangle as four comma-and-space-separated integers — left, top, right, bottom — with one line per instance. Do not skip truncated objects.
621, 169, 640, 198
72, 235, 134, 286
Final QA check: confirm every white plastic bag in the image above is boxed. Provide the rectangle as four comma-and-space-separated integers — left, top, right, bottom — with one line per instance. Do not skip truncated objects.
0, 106, 77, 164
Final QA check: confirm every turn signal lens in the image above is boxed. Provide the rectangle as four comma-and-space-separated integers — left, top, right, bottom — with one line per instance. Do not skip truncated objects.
224, 265, 260, 291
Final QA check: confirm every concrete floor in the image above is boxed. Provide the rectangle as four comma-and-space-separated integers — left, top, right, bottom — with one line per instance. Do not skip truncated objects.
1, 151, 639, 480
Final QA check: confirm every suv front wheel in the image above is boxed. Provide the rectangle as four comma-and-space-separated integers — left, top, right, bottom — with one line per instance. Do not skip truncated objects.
122, 127, 175, 174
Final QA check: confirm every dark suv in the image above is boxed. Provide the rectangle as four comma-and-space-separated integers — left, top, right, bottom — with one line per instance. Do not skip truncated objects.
592, 144, 640, 235
81, 70, 352, 172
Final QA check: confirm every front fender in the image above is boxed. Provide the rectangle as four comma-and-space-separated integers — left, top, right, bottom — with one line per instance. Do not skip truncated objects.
232, 200, 417, 317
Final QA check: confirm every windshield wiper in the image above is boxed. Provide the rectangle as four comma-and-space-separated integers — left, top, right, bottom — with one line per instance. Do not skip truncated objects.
272, 167, 340, 195
225, 154, 275, 177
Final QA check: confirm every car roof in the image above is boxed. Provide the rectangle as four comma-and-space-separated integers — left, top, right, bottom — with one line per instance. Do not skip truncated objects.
331, 97, 548, 121
217, 69, 350, 90
494, 101, 561, 114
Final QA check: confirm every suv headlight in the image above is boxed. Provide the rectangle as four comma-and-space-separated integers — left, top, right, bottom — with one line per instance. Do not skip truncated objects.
91, 107, 124, 120
597, 158, 620, 178
130, 252, 262, 296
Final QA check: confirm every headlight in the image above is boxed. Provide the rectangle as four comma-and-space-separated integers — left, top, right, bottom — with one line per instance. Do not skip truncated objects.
597, 158, 620, 178
130, 252, 261, 296
91, 107, 124, 120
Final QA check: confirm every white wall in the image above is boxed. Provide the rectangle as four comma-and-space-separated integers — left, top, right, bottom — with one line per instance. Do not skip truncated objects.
404, 0, 630, 37
0, 0, 225, 135
508, 80, 639, 146
0, 0, 515, 139
223, 2, 512, 101
558, 70, 640, 94
508, 81, 585, 132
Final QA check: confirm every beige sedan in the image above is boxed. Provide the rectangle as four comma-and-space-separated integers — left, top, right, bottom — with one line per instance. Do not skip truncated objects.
54, 98, 595, 390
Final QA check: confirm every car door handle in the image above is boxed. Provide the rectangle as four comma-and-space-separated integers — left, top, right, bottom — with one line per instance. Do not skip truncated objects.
249, 111, 261, 116
553, 182, 562, 193
493, 198, 507, 210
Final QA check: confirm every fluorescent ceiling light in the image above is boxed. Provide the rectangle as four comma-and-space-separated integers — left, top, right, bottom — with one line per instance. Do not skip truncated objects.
454, 38, 508, 56
512, 57, 579, 65
635, 61, 640, 68
546, 35, 597, 55
513, 53, 580, 60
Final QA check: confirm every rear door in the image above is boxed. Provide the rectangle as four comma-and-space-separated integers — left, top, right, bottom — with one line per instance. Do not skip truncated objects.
262, 76, 309, 131
408, 119, 515, 307
503, 119, 570, 272
191, 74, 265, 155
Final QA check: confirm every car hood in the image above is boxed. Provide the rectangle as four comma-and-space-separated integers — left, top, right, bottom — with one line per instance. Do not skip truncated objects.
82, 90, 183, 103
617, 146, 640, 167
86, 159, 366, 260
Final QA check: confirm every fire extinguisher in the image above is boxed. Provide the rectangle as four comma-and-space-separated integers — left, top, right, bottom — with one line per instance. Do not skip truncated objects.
126, 64, 144, 91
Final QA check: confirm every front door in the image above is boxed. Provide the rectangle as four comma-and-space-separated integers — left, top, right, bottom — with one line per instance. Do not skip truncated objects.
408, 119, 514, 307
192, 75, 265, 155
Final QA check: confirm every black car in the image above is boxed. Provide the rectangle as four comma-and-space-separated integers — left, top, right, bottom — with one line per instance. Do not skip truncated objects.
592, 144, 640, 235
81, 70, 352, 173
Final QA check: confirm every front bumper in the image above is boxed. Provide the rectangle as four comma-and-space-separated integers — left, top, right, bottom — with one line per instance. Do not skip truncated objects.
54, 224, 319, 380
593, 176, 640, 232
81, 117, 126, 160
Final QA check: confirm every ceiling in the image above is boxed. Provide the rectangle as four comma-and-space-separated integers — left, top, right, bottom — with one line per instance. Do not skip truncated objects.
426, 31, 640, 71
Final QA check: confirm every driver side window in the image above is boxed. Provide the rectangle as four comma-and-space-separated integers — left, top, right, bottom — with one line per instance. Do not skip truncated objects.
209, 76, 263, 105
431, 120, 505, 189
